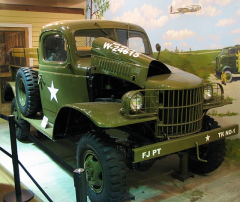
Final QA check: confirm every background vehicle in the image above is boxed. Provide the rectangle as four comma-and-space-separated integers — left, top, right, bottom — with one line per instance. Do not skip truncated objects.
4, 20, 239, 202
216, 44, 240, 82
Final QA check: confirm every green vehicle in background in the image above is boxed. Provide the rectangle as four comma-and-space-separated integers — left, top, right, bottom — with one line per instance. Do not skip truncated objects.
216, 44, 240, 82
4, 20, 239, 202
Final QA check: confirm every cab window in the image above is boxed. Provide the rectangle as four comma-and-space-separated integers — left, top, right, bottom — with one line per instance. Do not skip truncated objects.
43, 34, 67, 61
75, 29, 115, 56
116, 29, 150, 54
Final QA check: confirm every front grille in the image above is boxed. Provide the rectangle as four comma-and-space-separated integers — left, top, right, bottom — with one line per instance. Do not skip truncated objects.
120, 87, 205, 138
157, 87, 204, 138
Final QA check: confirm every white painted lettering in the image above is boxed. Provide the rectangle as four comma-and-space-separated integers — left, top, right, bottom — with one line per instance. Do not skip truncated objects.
157, 148, 162, 154
218, 131, 224, 138
218, 129, 236, 139
142, 148, 162, 159
103, 41, 140, 58
103, 42, 112, 49
142, 151, 151, 159
152, 149, 157, 156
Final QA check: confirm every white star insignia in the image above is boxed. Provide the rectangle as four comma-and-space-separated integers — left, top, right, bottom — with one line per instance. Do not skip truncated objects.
205, 135, 210, 142
47, 81, 59, 103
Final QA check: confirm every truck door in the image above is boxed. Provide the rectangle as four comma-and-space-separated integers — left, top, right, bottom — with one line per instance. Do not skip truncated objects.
38, 31, 72, 123
228, 48, 238, 72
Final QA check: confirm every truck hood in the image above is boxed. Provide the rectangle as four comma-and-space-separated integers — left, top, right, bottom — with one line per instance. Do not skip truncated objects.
90, 37, 202, 89
145, 65, 203, 90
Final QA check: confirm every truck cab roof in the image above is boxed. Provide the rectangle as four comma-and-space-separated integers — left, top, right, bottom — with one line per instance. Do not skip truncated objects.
42, 19, 147, 34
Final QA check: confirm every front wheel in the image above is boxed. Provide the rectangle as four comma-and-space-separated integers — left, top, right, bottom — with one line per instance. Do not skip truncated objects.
77, 132, 127, 202
224, 70, 232, 83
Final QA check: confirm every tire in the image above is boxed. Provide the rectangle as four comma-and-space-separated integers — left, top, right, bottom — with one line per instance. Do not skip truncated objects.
11, 98, 30, 141
77, 132, 127, 202
188, 116, 226, 174
224, 70, 232, 83
15, 67, 40, 117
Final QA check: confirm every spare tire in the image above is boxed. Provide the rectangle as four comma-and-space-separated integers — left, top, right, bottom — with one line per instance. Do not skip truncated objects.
16, 67, 40, 117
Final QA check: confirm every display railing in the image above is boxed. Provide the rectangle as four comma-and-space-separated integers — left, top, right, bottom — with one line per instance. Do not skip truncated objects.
0, 113, 87, 202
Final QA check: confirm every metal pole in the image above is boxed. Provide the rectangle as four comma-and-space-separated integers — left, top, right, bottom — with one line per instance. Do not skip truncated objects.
4, 115, 34, 202
73, 168, 87, 202
9, 115, 22, 201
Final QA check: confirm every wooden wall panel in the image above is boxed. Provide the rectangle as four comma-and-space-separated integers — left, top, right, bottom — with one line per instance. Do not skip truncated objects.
0, 9, 85, 66
0, 4, 84, 15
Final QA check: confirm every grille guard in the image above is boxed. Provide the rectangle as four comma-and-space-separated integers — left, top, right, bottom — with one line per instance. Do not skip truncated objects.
120, 83, 230, 138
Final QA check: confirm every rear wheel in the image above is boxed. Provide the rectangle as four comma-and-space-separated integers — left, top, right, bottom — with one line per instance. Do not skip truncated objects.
11, 98, 30, 141
77, 132, 127, 202
188, 116, 226, 174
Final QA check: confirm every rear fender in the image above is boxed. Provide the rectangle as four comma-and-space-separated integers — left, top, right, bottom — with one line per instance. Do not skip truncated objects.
4, 82, 15, 101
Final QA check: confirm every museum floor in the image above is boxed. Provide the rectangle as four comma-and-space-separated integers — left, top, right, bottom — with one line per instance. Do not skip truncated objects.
0, 164, 42, 201
1, 119, 240, 202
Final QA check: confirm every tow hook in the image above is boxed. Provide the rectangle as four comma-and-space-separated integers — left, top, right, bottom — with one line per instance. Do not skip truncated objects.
194, 142, 207, 163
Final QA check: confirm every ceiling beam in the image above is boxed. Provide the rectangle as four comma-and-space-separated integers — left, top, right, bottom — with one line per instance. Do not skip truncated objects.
0, 3, 84, 14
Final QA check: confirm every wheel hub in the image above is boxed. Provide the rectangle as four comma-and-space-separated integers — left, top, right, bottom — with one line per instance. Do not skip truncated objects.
84, 150, 103, 193
18, 78, 26, 107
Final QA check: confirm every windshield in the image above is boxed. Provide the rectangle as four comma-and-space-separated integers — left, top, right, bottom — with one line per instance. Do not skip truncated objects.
74, 28, 150, 56
229, 48, 236, 54
75, 29, 115, 56
222, 48, 229, 54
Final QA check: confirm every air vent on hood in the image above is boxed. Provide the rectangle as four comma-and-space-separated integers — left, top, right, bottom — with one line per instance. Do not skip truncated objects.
147, 60, 171, 78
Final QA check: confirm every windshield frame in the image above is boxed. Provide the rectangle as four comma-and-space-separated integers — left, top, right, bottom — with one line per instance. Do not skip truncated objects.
74, 28, 151, 57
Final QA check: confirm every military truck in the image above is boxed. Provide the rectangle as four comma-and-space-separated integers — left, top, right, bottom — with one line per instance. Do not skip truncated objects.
216, 44, 240, 82
4, 20, 239, 202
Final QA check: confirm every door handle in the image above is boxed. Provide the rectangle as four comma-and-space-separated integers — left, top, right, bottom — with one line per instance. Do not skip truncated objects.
38, 74, 43, 84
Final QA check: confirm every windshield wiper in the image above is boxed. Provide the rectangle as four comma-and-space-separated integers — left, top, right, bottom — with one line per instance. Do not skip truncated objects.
94, 22, 114, 41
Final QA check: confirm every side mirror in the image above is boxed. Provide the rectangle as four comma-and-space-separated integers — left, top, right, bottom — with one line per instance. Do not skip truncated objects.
155, 43, 161, 61
156, 43, 161, 52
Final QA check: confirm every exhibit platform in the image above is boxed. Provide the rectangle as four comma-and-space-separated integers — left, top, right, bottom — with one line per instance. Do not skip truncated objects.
0, 122, 79, 202
0, 121, 240, 202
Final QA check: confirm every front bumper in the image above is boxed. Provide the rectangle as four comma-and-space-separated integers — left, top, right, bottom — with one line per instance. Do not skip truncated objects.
133, 124, 238, 163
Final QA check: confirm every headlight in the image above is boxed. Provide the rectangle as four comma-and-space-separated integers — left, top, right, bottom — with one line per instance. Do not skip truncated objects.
204, 85, 213, 100
122, 91, 144, 113
130, 93, 143, 111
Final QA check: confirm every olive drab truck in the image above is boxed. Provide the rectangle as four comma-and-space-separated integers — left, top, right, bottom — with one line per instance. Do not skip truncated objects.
216, 44, 240, 82
4, 20, 239, 202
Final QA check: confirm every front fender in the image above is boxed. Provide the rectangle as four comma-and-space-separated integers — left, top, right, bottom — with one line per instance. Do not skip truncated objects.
64, 102, 157, 128
222, 65, 232, 72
